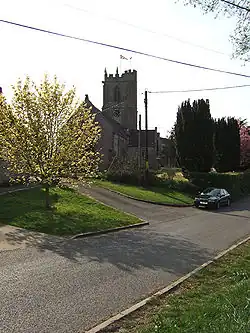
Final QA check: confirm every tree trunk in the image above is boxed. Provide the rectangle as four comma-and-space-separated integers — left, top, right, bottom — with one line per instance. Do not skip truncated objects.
45, 184, 50, 209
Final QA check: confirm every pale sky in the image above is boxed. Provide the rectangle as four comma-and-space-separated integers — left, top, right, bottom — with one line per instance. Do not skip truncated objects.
1, 0, 250, 136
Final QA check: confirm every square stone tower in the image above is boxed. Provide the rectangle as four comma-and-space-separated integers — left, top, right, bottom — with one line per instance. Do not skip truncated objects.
102, 68, 137, 130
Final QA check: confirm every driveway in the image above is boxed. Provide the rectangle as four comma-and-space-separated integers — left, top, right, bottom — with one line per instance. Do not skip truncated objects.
0, 187, 250, 333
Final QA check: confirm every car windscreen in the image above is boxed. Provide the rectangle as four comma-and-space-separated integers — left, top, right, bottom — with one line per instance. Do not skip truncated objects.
202, 189, 220, 196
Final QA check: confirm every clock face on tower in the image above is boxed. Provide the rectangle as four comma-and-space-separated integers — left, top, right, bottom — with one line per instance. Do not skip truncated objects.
113, 107, 121, 118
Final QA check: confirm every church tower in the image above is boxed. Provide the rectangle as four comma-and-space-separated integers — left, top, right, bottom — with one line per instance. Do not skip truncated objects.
102, 68, 137, 130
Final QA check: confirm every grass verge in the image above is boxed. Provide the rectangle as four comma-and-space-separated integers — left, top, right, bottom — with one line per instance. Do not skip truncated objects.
105, 240, 250, 333
96, 180, 194, 205
0, 186, 141, 236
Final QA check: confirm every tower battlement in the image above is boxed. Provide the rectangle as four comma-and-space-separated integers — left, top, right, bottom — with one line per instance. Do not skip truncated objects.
104, 69, 137, 81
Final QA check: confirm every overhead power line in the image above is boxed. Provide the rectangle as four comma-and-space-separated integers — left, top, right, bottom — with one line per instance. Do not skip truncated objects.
149, 84, 250, 93
65, 3, 229, 57
220, 0, 250, 12
1, 18, 250, 79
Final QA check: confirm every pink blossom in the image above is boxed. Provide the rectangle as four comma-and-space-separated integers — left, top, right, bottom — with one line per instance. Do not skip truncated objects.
240, 125, 250, 167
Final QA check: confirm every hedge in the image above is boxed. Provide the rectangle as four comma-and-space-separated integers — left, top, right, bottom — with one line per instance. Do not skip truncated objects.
104, 170, 159, 186
189, 171, 250, 200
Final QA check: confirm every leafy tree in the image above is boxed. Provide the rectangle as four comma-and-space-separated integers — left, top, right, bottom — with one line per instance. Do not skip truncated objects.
179, 0, 250, 62
167, 126, 178, 165
174, 99, 193, 169
174, 99, 214, 172
214, 117, 240, 171
0, 76, 101, 208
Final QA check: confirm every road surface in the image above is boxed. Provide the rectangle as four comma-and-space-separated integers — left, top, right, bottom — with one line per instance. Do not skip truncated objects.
1, 188, 250, 332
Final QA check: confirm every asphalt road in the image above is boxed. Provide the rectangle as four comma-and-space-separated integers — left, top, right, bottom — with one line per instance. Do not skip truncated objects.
1, 188, 250, 333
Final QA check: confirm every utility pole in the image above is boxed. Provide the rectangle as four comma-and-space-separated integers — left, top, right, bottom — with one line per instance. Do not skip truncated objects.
138, 114, 142, 172
138, 114, 142, 184
144, 90, 149, 184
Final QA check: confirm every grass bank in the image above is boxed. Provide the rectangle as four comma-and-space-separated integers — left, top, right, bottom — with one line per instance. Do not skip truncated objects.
107, 240, 250, 333
96, 180, 194, 205
0, 186, 141, 236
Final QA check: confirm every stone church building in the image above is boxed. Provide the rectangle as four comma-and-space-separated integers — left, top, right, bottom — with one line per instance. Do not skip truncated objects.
85, 68, 162, 170
0, 71, 175, 184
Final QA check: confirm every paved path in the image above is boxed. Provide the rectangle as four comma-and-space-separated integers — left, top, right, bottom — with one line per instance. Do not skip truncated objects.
0, 184, 39, 195
1, 188, 250, 333
0, 225, 63, 252
0, 184, 32, 193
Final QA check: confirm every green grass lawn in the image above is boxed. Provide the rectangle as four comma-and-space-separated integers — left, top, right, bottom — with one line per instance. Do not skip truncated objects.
111, 240, 250, 333
0, 186, 141, 236
96, 180, 194, 205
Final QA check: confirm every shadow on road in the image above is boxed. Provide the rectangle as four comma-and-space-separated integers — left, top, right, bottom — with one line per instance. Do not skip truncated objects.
4, 227, 213, 275
208, 197, 250, 219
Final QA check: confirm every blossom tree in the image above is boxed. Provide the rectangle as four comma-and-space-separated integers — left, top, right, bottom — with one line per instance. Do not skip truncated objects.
0, 75, 101, 208
240, 124, 250, 168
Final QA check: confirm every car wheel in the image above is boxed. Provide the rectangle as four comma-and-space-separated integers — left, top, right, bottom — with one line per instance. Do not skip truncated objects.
216, 201, 220, 210
227, 199, 231, 207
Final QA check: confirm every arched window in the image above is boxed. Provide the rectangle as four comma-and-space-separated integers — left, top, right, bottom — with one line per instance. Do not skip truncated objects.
114, 86, 121, 103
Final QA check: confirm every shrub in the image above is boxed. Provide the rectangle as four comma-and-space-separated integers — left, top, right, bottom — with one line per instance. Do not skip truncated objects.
241, 170, 250, 195
159, 167, 181, 174
105, 171, 139, 185
103, 156, 159, 186
103, 156, 139, 185
105, 171, 159, 186
159, 179, 198, 195
157, 168, 188, 182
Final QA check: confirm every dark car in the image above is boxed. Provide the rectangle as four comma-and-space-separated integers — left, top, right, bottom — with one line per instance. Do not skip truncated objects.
194, 187, 231, 209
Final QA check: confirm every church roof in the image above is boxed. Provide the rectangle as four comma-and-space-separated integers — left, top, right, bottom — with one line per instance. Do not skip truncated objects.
84, 95, 129, 139
102, 111, 129, 139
